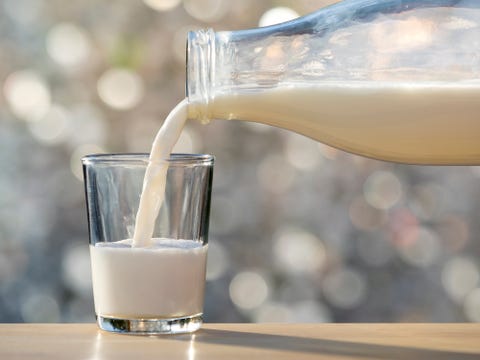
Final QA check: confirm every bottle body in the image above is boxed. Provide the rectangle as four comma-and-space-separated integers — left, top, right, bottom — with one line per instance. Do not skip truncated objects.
186, 0, 480, 164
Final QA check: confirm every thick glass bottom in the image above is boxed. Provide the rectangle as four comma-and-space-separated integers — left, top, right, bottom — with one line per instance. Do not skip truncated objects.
96, 313, 203, 335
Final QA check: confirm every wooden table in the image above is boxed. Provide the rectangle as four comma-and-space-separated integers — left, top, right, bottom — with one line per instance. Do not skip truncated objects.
0, 323, 479, 359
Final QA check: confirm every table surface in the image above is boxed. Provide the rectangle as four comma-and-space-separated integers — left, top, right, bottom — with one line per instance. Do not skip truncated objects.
0, 323, 479, 359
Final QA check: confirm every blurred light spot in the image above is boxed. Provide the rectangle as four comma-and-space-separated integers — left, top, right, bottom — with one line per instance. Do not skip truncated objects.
257, 155, 296, 194
4, 70, 51, 122
464, 288, 480, 322
259, 7, 299, 27
357, 233, 394, 267
144, 0, 181, 12
62, 243, 92, 297
28, 104, 71, 145
349, 196, 386, 231
408, 183, 445, 221
273, 227, 326, 274
322, 267, 367, 309
206, 241, 228, 281
183, 0, 227, 22
254, 301, 292, 322
229, 271, 269, 310
284, 133, 322, 171
46, 23, 91, 68
364, 170, 402, 210
68, 104, 108, 147
97, 68, 144, 110
290, 300, 332, 323
70, 144, 106, 181
442, 257, 479, 303
389, 208, 419, 247
397, 227, 441, 267
436, 215, 469, 252
21, 292, 60, 322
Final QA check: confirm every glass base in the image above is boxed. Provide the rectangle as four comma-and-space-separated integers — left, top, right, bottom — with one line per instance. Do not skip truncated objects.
96, 313, 203, 335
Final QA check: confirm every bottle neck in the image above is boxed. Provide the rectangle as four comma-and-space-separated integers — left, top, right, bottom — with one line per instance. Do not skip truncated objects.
186, 25, 295, 123
186, 29, 216, 123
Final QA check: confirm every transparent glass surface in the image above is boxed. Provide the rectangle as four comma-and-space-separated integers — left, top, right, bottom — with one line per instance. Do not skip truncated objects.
82, 153, 214, 334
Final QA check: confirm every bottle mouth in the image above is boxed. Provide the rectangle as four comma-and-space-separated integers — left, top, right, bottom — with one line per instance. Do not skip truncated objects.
186, 29, 215, 110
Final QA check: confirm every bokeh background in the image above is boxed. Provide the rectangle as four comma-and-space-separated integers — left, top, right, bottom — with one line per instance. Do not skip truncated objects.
1, 0, 480, 323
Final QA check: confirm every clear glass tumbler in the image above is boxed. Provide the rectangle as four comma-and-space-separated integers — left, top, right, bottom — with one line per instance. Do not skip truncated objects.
82, 153, 214, 335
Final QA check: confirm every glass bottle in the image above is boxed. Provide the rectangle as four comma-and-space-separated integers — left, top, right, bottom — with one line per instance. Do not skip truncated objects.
186, 0, 480, 164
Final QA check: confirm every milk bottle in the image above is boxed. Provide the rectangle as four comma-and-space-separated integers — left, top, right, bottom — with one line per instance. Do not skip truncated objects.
187, 0, 480, 164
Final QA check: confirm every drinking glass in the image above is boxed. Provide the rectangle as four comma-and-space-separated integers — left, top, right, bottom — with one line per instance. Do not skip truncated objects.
82, 153, 214, 334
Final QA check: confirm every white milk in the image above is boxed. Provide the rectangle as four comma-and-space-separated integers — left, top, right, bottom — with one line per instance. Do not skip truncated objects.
90, 238, 208, 319
192, 82, 480, 164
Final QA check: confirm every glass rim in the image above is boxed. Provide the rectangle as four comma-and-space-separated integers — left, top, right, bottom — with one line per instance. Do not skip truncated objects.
82, 153, 214, 166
